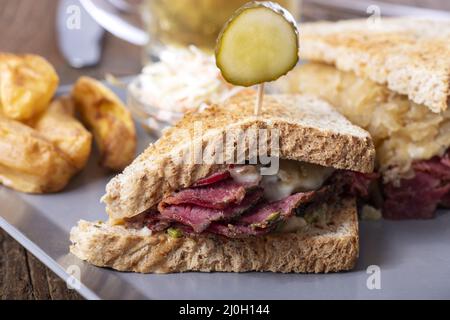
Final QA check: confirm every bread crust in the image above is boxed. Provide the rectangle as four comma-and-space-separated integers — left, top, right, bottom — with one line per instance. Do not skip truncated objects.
70, 198, 359, 274
103, 93, 375, 221
299, 18, 450, 113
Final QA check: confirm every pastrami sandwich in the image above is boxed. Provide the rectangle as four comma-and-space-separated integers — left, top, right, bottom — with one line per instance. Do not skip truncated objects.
275, 18, 450, 219
70, 92, 375, 273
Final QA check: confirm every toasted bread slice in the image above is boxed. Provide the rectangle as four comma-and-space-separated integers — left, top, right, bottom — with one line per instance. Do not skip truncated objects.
70, 197, 358, 273
103, 93, 375, 221
274, 62, 450, 182
299, 18, 450, 113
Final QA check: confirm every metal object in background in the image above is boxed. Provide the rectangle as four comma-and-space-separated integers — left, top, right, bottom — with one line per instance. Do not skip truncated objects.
80, 0, 450, 47
303, 0, 450, 21
80, 0, 148, 46
57, 0, 105, 68
106, 0, 137, 13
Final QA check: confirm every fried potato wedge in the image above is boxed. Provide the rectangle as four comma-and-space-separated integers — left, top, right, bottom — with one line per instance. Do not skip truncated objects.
0, 54, 59, 121
32, 97, 93, 171
0, 115, 77, 193
72, 76, 136, 171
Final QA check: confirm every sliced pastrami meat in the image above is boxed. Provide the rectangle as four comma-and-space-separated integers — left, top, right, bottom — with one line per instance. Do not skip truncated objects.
159, 178, 259, 210
413, 154, 450, 180
207, 190, 326, 238
159, 189, 263, 233
330, 170, 378, 198
192, 170, 231, 187
383, 150, 450, 219
143, 213, 171, 232
238, 191, 318, 228
383, 171, 450, 219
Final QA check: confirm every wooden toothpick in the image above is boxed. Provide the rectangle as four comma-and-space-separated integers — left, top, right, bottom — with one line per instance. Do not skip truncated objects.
254, 83, 265, 116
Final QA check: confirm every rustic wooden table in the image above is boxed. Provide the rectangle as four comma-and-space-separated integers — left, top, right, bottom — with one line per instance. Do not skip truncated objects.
0, 0, 448, 300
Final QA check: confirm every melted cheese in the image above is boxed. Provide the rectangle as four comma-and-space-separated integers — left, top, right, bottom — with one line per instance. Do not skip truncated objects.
229, 165, 261, 185
261, 160, 334, 201
229, 160, 333, 203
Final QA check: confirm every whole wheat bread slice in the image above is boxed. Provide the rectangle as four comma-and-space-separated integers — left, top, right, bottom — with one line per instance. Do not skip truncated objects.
70, 197, 358, 273
299, 18, 450, 113
103, 93, 375, 221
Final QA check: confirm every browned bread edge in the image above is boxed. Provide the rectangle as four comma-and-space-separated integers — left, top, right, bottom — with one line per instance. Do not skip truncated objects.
299, 18, 450, 113
70, 198, 359, 273
103, 93, 375, 221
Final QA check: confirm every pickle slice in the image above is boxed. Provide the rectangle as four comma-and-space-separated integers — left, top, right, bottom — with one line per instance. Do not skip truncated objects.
216, 1, 299, 87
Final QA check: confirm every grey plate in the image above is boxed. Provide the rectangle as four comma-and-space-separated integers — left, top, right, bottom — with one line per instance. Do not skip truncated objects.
1, 83, 450, 300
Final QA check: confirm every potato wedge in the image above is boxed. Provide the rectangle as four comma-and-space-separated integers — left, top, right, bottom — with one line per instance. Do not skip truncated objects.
0, 54, 59, 121
0, 115, 77, 193
32, 97, 93, 171
72, 76, 136, 171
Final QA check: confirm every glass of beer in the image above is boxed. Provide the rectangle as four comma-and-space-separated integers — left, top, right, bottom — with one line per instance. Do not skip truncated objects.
82, 0, 300, 63
141, 0, 299, 61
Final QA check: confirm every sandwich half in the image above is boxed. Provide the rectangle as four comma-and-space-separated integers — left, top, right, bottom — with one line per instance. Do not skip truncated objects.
70, 92, 375, 273
275, 18, 450, 219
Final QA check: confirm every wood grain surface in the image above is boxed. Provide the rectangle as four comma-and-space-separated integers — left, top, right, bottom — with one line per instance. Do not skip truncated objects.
0, 0, 448, 300
302, 0, 450, 21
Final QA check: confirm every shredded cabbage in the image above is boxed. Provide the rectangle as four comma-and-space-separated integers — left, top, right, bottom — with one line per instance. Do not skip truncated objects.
128, 46, 244, 115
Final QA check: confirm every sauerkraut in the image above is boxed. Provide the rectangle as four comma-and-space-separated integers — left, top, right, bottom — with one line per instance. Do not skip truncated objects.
129, 46, 244, 114
274, 63, 450, 182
